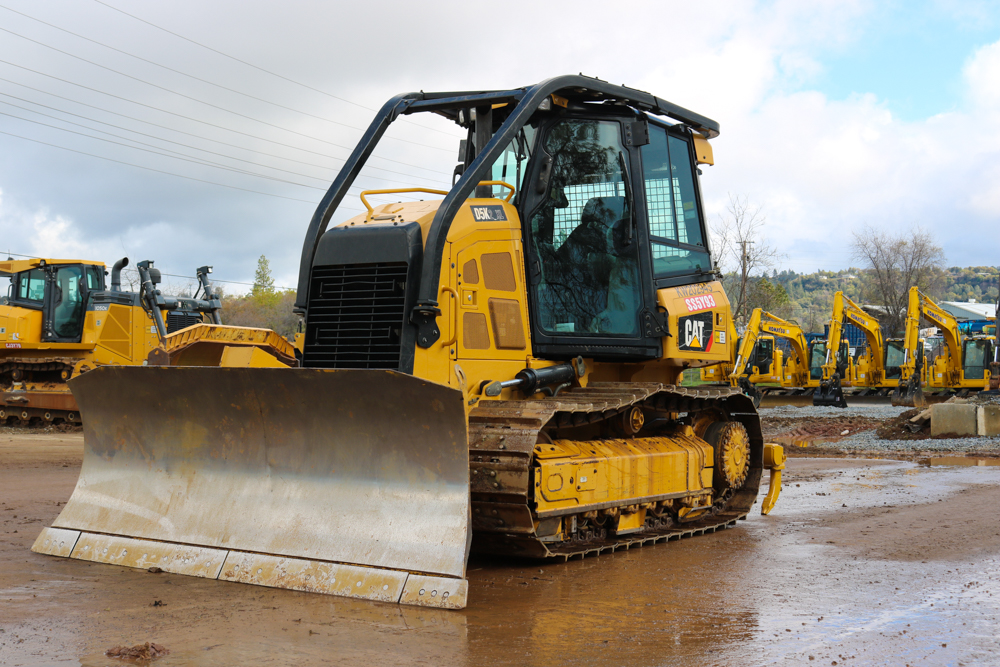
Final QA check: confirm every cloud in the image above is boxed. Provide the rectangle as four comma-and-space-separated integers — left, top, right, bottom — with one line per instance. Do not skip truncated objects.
0, 0, 996, 289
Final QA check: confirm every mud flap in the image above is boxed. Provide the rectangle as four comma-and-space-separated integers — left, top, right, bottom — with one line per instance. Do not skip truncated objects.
32, 367, 470, 609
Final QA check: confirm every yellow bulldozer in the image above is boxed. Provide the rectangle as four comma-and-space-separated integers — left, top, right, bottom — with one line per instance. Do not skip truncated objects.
33, 76, 785, 609
1, 256, 296, 424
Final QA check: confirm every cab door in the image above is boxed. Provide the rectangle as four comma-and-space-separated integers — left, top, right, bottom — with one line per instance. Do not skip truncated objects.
42, 265, 89, 343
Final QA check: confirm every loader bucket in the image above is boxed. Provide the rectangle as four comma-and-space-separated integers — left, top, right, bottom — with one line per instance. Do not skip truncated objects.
813, 375, 847, 408
32, 366, 471, 609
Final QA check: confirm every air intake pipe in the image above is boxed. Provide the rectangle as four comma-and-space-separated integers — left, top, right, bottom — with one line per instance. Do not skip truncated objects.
110, 257, 129, 292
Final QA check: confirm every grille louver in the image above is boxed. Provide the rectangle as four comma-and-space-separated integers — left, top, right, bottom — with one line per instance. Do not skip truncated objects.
304, 263, 408, 369
166, 312, 203, 333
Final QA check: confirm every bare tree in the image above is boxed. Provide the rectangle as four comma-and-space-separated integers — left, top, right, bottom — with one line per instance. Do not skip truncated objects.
851, 224, 946, 336
712, 194, 781, 324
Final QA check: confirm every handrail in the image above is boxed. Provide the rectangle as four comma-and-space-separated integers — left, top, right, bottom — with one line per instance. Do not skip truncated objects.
474, 181, 516, 202
439, 286, 458, 347
359, 188, 449, 219
359, 182, 516, 220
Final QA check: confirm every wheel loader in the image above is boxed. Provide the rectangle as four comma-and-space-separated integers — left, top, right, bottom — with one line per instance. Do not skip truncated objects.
33, 75, 785, 610
1, 256, 296, 424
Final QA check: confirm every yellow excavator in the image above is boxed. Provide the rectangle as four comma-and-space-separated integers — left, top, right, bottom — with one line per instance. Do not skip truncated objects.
33, 76, 785, 610
813, 291, 918, 407
908, 287, 995, 396
700, 317, 783, 390
729, 308, 826, 402
1, 256, 297, 424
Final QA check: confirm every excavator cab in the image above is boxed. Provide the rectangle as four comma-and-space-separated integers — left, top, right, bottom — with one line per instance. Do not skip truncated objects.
962, 338, 993, 381
808, 340, 827, 381
752, 337, 775, 375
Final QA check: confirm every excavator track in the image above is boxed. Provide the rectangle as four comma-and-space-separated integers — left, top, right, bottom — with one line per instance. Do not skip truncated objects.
468, 382, 763, 559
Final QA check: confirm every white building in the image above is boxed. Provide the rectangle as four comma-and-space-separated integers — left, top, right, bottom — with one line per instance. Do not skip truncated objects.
940, 301, 997, 321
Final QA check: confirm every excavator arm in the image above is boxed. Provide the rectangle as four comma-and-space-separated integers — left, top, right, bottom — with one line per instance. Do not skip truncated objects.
729, 309, 763, 385
891, 287, 925, 406
918, 289, 962, 387
814, 292, 848, 407
732, 309, 811, 394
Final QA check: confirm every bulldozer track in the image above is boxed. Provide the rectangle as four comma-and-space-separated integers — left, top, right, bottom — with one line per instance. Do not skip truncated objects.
468, 382, 763, 559
1, 359, 81, 426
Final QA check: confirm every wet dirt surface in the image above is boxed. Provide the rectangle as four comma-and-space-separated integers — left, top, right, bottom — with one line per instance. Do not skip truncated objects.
2, 433, 1000, 666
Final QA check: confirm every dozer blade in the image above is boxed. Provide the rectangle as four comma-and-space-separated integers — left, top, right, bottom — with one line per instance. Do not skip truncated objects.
32, 366, 471, 609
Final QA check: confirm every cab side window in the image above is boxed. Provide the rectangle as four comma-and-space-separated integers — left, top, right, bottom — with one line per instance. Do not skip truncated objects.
641, 127, 711, 278
16, 269, 46, 302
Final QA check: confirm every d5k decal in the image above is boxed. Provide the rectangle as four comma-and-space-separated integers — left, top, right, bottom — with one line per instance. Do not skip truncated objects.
678, 312, 714, 352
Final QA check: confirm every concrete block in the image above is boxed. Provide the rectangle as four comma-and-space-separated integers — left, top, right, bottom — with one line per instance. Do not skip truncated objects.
977, 405, 1000, 437
931, 404, 978, 436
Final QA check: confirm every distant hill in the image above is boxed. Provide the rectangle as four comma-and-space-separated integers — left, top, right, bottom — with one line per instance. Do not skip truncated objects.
767, 266, 999, 333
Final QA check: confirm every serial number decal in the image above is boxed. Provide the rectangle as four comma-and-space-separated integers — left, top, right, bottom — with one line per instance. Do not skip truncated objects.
470, 205, 507, 222
678, 312, 714, 352
684, 294, 716, 312
5, 343, 21, 349
675, 283, 714, 298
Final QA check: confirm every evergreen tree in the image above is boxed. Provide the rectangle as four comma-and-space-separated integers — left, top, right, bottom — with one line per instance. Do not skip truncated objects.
252, 255, 276, 297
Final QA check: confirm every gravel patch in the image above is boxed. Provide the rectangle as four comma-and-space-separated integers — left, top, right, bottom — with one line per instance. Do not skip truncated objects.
760, 404, 910, 420
836, 428, 1000, 453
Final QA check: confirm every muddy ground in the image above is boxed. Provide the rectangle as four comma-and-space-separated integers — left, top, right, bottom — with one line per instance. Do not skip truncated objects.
2, 430, 1000, 666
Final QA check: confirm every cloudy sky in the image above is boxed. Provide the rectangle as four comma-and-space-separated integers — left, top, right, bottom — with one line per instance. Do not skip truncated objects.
1, 0, 998, 293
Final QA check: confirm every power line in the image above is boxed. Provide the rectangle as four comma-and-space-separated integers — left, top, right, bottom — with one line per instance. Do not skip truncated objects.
0, 128, 338, 206
0, 75, 449, 187
0, 94, 410, 203
0, 8, 456, 154
0, 99, 332, 188
0, 108, 328, 191
0, 251, 296, 290
90, 0, 459, 138
0, 29, 452, 175
159, 272, 295, 291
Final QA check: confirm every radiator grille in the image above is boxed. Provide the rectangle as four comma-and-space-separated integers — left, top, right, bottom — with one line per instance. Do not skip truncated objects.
304, 263, 408, 369
166, 312, 203, 333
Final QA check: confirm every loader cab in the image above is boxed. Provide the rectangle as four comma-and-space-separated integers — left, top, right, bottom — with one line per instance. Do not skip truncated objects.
9, 262, 104, 343
519, 112, 711, 360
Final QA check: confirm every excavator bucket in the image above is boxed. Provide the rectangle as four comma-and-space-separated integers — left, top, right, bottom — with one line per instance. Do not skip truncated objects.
32, 366, 471, 609
891, 376, 926, 408
813, 375, 847, 408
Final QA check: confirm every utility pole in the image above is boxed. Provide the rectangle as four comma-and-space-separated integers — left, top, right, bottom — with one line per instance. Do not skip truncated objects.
739, 240, 754, 323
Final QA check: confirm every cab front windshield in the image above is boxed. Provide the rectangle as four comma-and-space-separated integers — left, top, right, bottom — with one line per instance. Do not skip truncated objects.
884, 341, 906, 379
809, 342, 826, 380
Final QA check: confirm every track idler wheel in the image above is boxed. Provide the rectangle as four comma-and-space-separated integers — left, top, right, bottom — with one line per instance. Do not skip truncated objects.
704, 421, 750, 492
